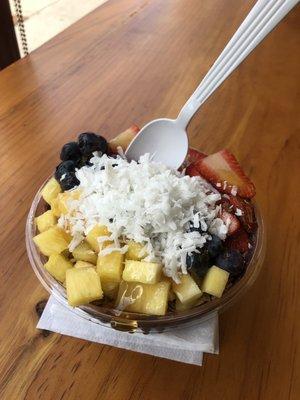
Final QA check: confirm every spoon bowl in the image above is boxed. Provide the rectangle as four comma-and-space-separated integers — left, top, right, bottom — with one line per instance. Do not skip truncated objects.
126, 0, 296, 168
125, 118, 188, 169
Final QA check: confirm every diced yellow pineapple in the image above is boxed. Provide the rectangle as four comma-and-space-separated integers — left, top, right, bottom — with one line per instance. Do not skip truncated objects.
175, 296, 205, 311
122, 260, 162, 284
125, 241, 147, 261
44, 253, 73, 282
74, 260, 95, 269
116, 281, 144, 313
66, 267, 103, 306
35, 210, 57, 233
202, 266, 229, 298
41, 177, 61, 205
97, 252, 124, 283
33, 226, 71, 256
116, 280, 170, 316
56, 189, 81, 215
172, 274, 202, 305
50, 197, 61, 218
72, 241, 97, 264
143, 281, 170, 315
101, 281, 119, 300
86, 225, 111, 253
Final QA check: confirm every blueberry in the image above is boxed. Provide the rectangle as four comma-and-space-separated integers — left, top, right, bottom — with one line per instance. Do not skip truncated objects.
60, 142, 81, 163
78, 132, 108, 157
60, 173, 80, 191
186, 248, 211, 278
215, 250, 245, 276
55, 160, 76, 181
206, 235, 224, 258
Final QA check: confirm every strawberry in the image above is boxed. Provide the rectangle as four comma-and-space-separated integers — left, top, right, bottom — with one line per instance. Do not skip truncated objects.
184, 148, 206, 176
186, 163, 201, 177
226, 195, 257, 233
226, 229, 250, 253
187, 148, 207, 164
220, 211, 240, 236
195, 149, 256, 198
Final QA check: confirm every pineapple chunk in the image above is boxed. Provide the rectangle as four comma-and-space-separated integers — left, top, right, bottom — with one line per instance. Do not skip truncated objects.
101, 281, 119, 300
97, 252, 124, 283
44, 253, 73, 282
122, 260, 162, 284
72, 241, 97, 264
74, 261, 95, 269
116, 280, 170, 316
33, 226, 71, 256
202, 266, 229, 298
86, 225, 111, 253
56, 189, 81, 215
175, 296, 205, 311
172, 274, 202, 305
125, 241, 147, 261
50, 197, 61, 218
66, 267, 103, 306
35, 210, 57, 233
41, 177, 61, 205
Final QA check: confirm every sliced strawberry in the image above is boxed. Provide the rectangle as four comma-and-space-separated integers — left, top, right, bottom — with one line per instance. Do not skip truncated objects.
186, 163, 201, 177
183, 148, 206, 175
226, 195, 257, 233
187, 148, 207, 164
220, 211, 241, 236
226, 229, 250, 253
109, 125, 140, 153
195, 149, 256, 198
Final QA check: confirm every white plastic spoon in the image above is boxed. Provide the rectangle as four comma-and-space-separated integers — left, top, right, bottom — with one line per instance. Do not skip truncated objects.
126, 0, 298, 169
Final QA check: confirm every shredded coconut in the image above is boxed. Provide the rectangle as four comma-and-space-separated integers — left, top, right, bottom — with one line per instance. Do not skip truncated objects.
231, 185, 238, 196
59, 154, 227, 281
235, 208, 243, 216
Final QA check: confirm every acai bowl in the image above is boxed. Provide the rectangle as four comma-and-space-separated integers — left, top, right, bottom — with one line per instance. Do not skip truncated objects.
26, 126, 265, 333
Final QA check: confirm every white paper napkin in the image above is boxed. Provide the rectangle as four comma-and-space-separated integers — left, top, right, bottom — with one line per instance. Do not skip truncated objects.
37, 296, 219, 366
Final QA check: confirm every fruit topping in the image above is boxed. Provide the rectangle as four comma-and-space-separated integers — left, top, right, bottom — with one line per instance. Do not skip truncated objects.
109, 125, 140, 153
55, 160, 76, 180
172, 274, 202, 305
206, 234, 224, 258
186, 248, 211, 278
78, 132, 108, 157
219, 210, 241, 236
60, 142, 82, 163
225, 229, 250, 253
41, 177, 61, 204
60, 173, 80, 191
55, 160, 79, 190
195, 149, 255, 199
202, 266, 229, 298
186, 163, 201, 177
187, 148, 206, 164
226, 195, 257, 233
216, 249, 245, 276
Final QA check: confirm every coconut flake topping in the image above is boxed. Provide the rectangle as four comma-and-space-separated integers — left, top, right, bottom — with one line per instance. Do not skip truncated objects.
58, 154, 228, 282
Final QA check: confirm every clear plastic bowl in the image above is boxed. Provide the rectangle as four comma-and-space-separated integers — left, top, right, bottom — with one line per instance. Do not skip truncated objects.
26, 179, 266, 333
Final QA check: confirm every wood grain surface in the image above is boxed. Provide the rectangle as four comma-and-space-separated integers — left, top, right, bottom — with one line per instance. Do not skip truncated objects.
0, 0, 299, 399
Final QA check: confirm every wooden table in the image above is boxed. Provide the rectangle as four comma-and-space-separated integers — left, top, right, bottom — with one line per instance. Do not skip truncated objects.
0, 0, 299, 398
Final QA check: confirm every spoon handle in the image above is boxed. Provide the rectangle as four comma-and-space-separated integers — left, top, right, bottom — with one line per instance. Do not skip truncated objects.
176, 0, 298, 129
